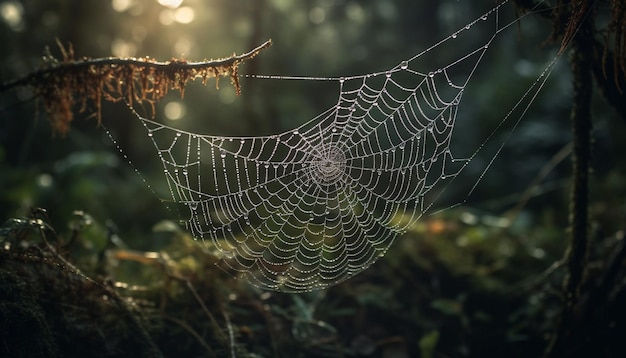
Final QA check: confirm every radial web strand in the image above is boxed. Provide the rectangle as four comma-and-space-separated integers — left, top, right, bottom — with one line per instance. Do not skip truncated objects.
129, 1, 552, 292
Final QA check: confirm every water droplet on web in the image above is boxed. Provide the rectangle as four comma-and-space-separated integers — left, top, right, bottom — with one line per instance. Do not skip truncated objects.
264, 164, 270, 169
400, 60, 408, 70
293, 130, 299, 135
386, 71, 392, 78
481, 15, 488, 20
452, 32, 458, 39
176, 132, 181, 137
428, 72, 435, 78
465, 24, 471, 30
332, 128, 337, 133
147, 132, 153, 137
339, 77, 345, 83
240, 138, 245, 144
399, 144, 405, 150
273, 164, 279, 169
427, 123, 434, 131
220, 152, 227, 158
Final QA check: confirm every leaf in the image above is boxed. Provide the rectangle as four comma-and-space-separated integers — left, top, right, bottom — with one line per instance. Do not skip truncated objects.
418, 330, 440, 358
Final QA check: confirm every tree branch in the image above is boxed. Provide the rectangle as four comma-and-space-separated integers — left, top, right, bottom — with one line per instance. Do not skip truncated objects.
0, 39, 272, 93
0, 39, 272, 135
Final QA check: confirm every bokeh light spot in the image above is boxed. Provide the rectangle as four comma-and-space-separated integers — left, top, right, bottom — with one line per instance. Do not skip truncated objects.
111, 0, 133, 12
0, 1, 24, 31
345, 3, 365, 23
173, 37, 193, 56
218, 87, 237, 105
159, 9, 174, 25
132, 26, 147, 42
174, 6, 195, 24
41, 11, 59, 28
309, 7, 325, 24
37, 174, 53, 188
111, 39, 137, 57
164, 101, 186, 120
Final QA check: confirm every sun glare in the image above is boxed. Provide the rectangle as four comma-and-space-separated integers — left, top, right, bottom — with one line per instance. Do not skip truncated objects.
157, 0, 183, 9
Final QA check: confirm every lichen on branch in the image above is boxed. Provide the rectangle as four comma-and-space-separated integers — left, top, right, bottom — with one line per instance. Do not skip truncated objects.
1, 39, 272, 135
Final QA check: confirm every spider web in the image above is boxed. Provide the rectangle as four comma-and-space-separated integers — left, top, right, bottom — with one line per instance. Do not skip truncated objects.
127, 0, 555, 292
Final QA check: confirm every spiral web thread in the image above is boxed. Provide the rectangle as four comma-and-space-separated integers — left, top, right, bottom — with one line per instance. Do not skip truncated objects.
133, 2, 518, 292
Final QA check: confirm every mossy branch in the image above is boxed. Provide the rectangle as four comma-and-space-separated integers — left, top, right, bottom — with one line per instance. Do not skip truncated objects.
0, 39, 272, 135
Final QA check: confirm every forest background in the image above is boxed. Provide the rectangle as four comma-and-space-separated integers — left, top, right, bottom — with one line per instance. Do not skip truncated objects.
1, 0, 625, 357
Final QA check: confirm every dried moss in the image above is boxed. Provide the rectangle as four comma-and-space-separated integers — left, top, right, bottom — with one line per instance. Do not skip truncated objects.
0, 39, 272, 135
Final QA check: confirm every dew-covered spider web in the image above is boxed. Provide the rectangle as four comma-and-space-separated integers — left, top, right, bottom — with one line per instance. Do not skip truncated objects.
122, 0, 560, 292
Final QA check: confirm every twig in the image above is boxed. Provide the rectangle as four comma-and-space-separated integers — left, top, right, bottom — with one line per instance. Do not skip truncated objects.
162, 314, 217, 357
182, 277, 229, 344
222, 308, 237, 358
0, 40, 272, 93
506, 142, 573, 222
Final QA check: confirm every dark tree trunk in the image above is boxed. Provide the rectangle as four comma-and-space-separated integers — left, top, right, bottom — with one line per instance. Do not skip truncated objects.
545, 1, 594, 356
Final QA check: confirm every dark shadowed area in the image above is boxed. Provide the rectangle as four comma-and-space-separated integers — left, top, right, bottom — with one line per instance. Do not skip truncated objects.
1, 0, 626, 357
